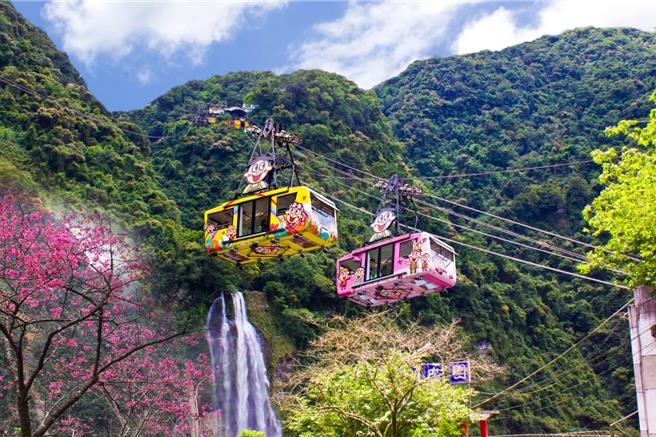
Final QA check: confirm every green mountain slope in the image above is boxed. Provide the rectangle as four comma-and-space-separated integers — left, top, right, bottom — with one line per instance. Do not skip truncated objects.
376, 27, 656, 432
0, 0, 233, 307
0, 0, 650, 431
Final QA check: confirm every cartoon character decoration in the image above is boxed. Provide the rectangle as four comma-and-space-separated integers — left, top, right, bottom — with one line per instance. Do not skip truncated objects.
421, 253, 430, 272
283, 202, 308, 234
369, 208, 396, 242
354, 267, 365, 285
253, 245, 281, 255
407, 238, 426, 274
338, 267, 350, 289
377, 288, 406, 299
220, 224, 237, 248
243, 156, 274, 194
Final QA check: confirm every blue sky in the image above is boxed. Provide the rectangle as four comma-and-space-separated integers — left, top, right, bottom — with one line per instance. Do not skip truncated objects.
12, 0, 655, 112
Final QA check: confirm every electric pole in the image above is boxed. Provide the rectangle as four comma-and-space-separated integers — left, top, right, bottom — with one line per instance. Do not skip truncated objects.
629, 286, 656, 437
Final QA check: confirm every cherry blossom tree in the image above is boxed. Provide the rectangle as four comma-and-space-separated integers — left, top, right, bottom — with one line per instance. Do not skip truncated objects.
0, 190, 214, 436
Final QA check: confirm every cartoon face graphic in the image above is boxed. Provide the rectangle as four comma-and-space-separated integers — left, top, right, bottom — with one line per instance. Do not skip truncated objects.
338, 267, 350, 288
206, 223, 216, 234
354, 267, 365, 284
224, 224, 237, 240
371, 209, 396, 233
284, 202, 308, 233
377, 288, 406, 300
253, 245, 281, 255
421, 253, 430, 271
244, 157, 273, 184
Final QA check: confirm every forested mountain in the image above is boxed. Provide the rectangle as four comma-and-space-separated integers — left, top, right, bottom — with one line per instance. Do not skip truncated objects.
1, 0, 654, 432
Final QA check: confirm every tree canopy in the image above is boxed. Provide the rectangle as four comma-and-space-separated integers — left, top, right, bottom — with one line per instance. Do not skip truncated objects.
581, 91, 656, 288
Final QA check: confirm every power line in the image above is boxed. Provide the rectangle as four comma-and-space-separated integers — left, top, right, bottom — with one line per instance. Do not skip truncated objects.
298, 159, 596, 267
313, 186, 629, 291
295, 141, 636, 263
471, 298, 634, 409
422, 160, 595, 179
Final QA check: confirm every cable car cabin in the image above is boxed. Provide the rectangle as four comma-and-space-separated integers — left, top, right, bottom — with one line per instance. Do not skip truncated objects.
336, 232, 456, 307
204, 186, 338, 264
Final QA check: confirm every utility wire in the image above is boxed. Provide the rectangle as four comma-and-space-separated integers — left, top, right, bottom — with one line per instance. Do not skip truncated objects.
295, 142, 640, 263
470, 298, 634, 409
298, 159, 595, 267
312, 186, 629, 291
422, 160, 595, 179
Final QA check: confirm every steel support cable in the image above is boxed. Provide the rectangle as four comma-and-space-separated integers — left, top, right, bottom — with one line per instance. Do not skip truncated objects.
298, 160, 594, 267
294, 142, 639, 262
514, 319, 656, 399
0, 76, 192, 141
494, 334, 638, 412
312, 187, 630, 291
314, 156, 594, 264
421, 190, 642, 263
505, 322, 625, 396
495, 365, 615, 413
297, 154, 628, 276
421, 160, 596, 179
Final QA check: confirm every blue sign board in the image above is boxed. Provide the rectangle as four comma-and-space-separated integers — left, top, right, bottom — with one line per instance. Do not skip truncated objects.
422, 363, 445, 380
449, 360, 470, 384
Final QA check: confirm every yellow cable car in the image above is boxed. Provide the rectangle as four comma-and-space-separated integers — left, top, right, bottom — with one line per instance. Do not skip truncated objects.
204, 186, 338, 264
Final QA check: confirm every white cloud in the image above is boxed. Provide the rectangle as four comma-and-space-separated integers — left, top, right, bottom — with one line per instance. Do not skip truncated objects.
453, 0, 656, 55
137, 67, 152, 85
43, 0, 286, 65
289, 0, 470, 89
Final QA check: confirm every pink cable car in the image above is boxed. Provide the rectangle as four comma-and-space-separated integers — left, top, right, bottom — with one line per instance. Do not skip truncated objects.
336, 232, 456, 307
335, 175, 457, 307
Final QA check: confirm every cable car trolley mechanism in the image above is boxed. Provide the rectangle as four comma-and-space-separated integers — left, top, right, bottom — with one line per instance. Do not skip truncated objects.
336, 175, 456, 307
203, 118, 338, 265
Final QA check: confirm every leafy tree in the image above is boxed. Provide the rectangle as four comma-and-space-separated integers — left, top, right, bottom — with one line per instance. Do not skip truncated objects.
581, 91, 656, 288
0, 190, 213, 436
279, 313, 501, 437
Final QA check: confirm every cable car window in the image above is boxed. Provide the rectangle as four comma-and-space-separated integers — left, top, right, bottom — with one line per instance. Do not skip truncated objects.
380, 244, 394, 277
366, 243, 394, 281
276, 194, 296, 217
311, 194, 336, 234
399, 241, 413, 259
208, 210, 233, 230
239, 202, 254, 237
254, 198, 270, 234
366, 249, 379, 281
238, 198, 270, 237
311, 195, 336, 218
339, 258, 361, 273
431, 240, 454, 262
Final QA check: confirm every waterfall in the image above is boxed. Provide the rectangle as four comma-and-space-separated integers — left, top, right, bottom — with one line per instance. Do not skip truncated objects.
207, 292, 282, 437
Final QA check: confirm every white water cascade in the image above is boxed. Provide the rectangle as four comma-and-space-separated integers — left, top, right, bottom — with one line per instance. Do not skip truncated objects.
207, 292, 282, 437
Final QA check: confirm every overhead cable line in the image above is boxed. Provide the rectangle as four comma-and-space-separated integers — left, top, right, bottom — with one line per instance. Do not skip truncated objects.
422, 160, 595, 179
470, 297, 634, 409
298, 153, 630, 275
298, 160, 595, 267
312, 187, 629, 291
295, 142, 640, 263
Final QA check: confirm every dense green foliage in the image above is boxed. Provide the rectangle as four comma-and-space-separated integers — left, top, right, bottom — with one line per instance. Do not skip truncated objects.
375, 28, 656, 432
581, 92, 656, 287
287, 353, 472, 437
0, 0, 231, 307
1, 0, 654, 432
